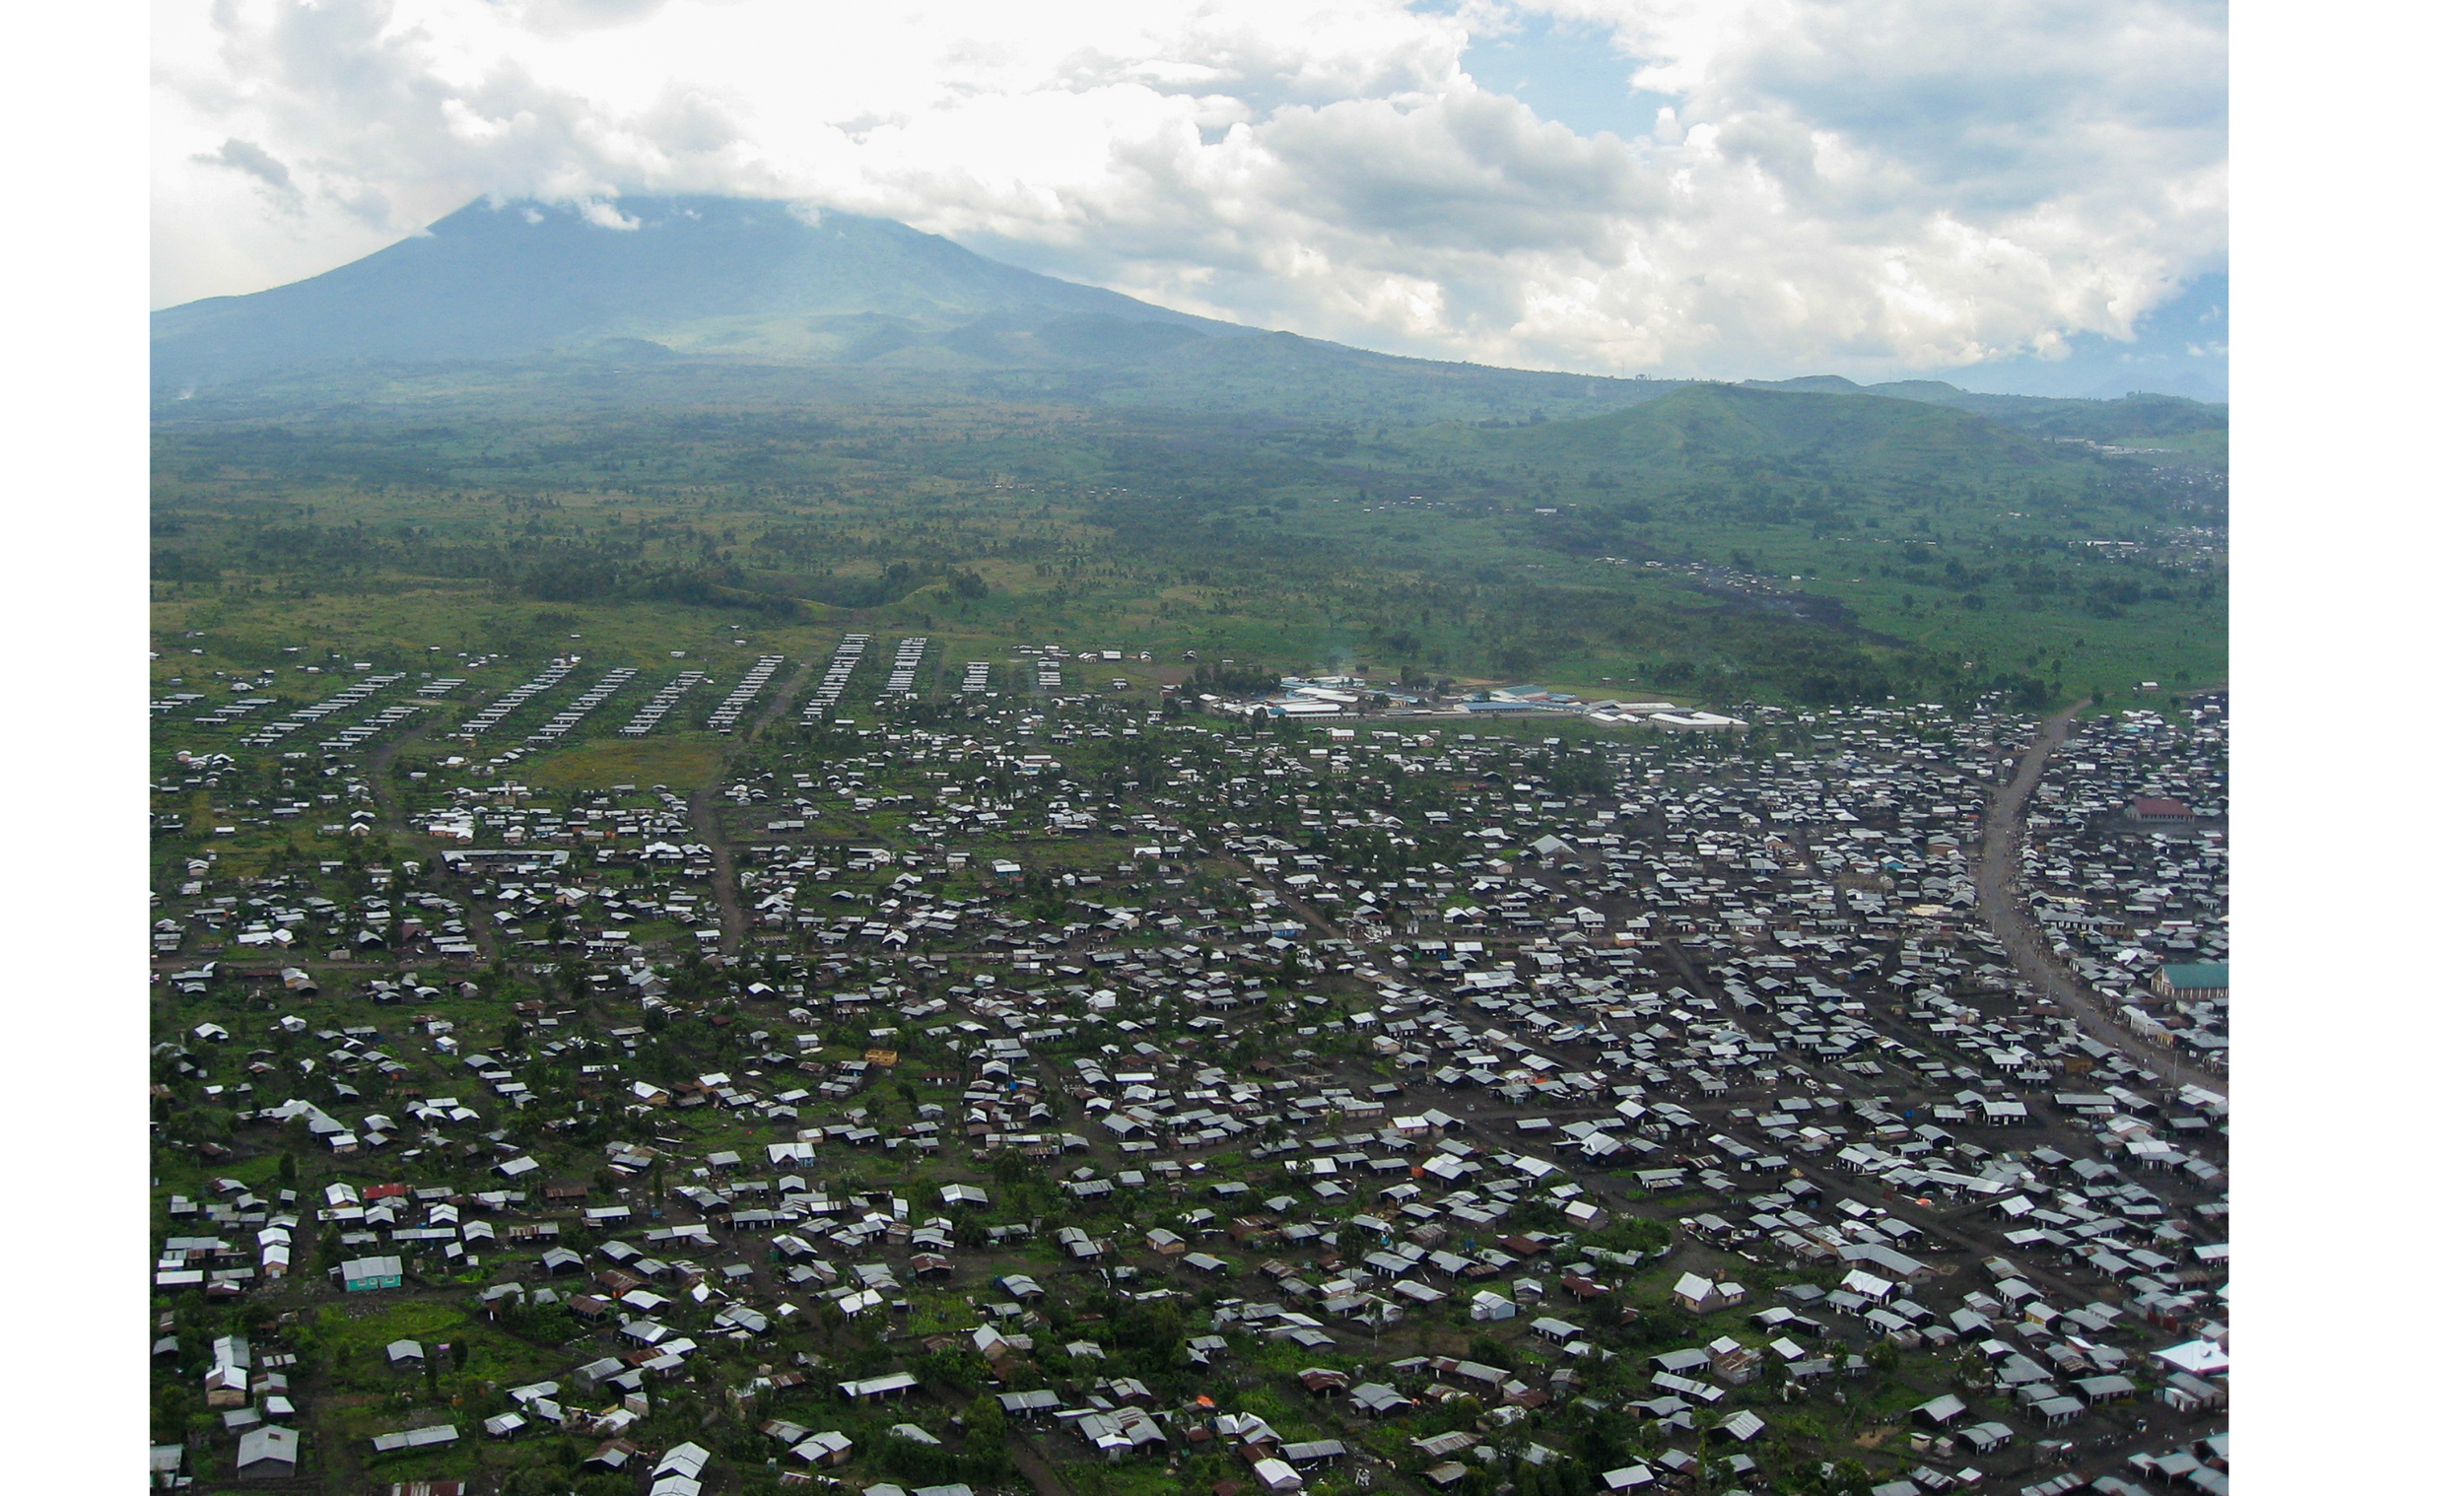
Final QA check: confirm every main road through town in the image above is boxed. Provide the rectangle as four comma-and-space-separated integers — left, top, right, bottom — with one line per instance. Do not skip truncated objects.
1975, 701, 2228, 1101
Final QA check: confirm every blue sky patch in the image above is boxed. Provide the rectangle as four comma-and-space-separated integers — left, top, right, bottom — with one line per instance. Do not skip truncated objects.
1461, 15, 1677, 140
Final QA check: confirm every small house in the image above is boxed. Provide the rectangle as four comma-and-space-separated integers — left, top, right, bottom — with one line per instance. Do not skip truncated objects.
236, 1425, 299, 1480
340, 1255, 404, 1292
1672, 1272, 1745, 1315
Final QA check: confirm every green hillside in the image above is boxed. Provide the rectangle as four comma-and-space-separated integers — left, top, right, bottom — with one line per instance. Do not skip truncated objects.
152, 363, 2224, 711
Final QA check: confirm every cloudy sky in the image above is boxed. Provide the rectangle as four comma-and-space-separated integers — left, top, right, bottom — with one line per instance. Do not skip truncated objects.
153, 0, 2225, 390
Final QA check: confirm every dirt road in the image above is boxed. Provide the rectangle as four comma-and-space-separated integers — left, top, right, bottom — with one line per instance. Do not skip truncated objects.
687, 662, 809, 957
1976, 703, 2228, 1099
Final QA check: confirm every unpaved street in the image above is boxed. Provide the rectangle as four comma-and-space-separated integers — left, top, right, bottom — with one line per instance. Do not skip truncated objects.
1976, 702, 2228, 1099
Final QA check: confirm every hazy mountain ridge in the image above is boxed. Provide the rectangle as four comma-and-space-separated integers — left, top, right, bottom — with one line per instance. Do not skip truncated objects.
155, 195, 2224, 439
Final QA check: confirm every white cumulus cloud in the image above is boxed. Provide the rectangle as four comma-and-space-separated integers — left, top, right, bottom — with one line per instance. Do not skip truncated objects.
150, 0, 2224, 379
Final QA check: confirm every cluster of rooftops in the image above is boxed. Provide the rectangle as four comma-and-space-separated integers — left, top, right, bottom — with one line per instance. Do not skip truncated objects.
153, 643, 2225, 1494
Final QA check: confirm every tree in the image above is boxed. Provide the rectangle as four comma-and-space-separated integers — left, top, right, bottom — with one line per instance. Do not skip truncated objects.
1567, 1402, 1632, 1483
964, 1394, 1008, 1476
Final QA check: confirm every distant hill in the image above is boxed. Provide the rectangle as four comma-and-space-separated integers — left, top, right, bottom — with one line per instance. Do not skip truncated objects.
1740, 375, 2225, 444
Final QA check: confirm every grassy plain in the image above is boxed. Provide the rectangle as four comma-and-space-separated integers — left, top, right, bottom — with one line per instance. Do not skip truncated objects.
517, 737, 731, 792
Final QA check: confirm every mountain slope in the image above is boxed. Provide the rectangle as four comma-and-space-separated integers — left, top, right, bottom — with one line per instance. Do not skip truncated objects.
151, 195, 1241, 388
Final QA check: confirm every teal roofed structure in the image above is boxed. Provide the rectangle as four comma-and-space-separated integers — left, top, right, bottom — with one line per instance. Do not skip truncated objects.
2156, 963, 2228, 997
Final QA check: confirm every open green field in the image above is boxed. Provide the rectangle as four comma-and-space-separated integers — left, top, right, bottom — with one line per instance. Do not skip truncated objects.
518, 737, 732, 793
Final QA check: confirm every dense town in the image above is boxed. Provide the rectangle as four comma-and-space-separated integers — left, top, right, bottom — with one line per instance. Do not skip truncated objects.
149, 636, 2228, 1496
